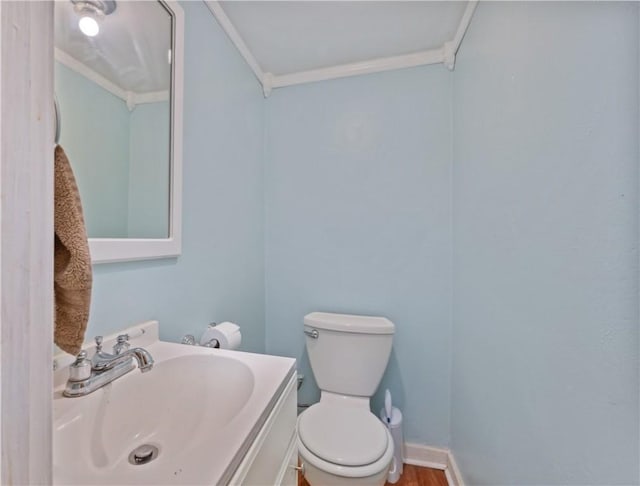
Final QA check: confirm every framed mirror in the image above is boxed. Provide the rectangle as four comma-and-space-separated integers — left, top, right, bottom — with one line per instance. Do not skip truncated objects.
54, 0, 183, 264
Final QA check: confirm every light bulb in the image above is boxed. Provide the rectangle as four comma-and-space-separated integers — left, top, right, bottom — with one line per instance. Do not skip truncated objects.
78, 16, 99, 37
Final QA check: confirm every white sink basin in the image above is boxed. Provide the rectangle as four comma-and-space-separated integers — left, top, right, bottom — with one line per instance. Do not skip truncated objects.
53, 322, 296, 485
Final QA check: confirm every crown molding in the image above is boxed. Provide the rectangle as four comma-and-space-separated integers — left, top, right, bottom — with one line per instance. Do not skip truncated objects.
271, 47, 445, 89
54, 48, 169, 110
206, 0, 478, 97
204, 0, 265, 86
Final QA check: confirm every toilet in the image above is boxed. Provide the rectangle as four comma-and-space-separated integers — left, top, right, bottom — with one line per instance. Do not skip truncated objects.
298, 312, 395, 486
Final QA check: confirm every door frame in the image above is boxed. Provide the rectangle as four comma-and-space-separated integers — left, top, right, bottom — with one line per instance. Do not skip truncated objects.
0, 1, 54, 483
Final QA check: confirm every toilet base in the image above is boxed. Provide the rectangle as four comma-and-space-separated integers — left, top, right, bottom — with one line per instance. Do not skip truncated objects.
301, 456, 390, 486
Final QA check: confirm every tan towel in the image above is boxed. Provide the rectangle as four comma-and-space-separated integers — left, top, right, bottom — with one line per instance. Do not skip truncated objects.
54, 145, 92, 355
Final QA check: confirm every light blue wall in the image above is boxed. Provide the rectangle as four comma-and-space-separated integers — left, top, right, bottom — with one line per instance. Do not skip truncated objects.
451, 2, 639, 484
55, 62, 130, 238
128, 101, 171, 238
264, 67, 453, 446
86, 0, 266, 353
76, 3, 639, 482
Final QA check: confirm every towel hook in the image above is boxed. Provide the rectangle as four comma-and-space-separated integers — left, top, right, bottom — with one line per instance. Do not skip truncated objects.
54, 94, 61, 145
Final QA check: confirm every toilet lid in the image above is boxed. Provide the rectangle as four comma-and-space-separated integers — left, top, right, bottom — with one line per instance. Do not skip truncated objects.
298, 404, 388, 467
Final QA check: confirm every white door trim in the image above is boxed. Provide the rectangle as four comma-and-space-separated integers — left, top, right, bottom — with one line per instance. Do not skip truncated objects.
0, 2, 54, 483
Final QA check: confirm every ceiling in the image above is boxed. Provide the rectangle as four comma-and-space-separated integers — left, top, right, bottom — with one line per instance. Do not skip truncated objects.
54, 1, 474, 96
54, 1, 172, 93
219, 1, 469, 76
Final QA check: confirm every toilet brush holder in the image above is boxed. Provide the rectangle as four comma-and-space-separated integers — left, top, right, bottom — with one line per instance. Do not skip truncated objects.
380, 406, 404, 483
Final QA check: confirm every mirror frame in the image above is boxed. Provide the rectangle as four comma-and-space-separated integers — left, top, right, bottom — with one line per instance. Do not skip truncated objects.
89, 0, 184, 264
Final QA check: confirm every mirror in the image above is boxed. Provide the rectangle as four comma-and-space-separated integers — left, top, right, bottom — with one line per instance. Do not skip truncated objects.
54, 0, 183, 263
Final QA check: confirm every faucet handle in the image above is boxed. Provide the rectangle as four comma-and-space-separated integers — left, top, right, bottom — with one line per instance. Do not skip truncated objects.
69, 350, 91, 382
94, 336, 103, 352
113, 334, 131, 355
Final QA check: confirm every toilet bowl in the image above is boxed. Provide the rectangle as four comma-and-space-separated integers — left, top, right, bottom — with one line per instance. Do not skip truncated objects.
298, 401, 394, 485
298, 312, 395, 486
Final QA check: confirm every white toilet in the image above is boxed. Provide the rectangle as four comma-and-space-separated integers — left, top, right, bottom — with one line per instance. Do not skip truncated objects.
298, 312, 395, 486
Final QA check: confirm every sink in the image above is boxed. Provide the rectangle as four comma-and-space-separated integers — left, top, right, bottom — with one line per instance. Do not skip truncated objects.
53, 322, 296, 485
55, 355, 254, 481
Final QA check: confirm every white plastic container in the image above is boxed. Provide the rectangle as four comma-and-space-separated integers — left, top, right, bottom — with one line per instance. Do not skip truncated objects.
380, 405, 404, 483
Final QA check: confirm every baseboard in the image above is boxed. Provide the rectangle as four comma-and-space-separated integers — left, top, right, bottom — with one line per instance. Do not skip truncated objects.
403, 443, 465, 486
404, 443, 448, 470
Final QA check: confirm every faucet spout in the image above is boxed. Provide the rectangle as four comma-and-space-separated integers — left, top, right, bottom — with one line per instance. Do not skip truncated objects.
129, 347, 154, 372
92, 347, 154, 372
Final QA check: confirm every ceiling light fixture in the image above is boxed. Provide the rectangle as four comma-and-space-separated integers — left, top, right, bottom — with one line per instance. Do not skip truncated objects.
71, 0, 116, 38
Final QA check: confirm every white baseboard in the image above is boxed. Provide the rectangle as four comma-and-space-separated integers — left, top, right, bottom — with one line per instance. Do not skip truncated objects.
404, 443, 448, 470
403, 443, 465, 486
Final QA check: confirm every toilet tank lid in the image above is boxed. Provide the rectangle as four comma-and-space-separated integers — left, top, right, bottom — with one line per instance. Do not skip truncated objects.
304, 312, 395, 335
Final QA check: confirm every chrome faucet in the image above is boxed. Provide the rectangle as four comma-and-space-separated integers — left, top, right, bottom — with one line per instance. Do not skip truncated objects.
92, 335, 153, 371
63, 335, 154, 398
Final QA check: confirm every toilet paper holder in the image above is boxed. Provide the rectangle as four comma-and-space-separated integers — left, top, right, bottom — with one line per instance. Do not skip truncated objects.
181, 334, 197, 346
182, 321, 220, 347
203, 338, 220, 348
202, 321, 220, 348
182, 321, 242, 350
181, 334, 220, 348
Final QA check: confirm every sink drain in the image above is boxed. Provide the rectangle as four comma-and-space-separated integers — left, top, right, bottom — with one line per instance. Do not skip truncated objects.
128, 444, 159, 465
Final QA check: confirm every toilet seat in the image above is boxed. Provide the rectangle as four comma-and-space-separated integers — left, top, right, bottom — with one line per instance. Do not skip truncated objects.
297, 405, 394, 479
299, 403, 388, 466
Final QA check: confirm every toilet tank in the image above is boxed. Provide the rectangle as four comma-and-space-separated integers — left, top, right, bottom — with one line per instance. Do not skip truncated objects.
304, 312, 394, 397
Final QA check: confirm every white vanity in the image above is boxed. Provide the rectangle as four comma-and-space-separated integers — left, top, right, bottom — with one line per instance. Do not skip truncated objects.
53, 321, 298, 485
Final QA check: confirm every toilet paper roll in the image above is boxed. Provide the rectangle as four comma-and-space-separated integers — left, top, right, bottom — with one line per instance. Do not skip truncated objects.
199, 322, 241, 350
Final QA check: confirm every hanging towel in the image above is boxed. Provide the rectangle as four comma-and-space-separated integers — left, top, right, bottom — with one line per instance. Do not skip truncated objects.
54, 145, 92, 355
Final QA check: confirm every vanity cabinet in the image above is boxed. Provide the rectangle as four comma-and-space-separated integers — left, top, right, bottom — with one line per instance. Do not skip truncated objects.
230, 373, 298, 485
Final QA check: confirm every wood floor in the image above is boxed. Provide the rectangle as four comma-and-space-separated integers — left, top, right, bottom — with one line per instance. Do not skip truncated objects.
298, 464, 448, 486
